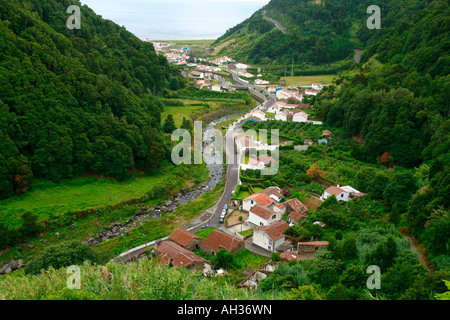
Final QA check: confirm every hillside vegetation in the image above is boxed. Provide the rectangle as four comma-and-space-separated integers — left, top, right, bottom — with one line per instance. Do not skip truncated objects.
0, 0, 184, 199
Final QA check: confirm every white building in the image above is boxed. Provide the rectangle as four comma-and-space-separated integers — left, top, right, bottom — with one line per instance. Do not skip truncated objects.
248, 205, 280, 227
253, 220, 289, 252
242, 193, 274, 212
235, 63, 248, 70
211, 84, 222, 92
311, 83, 323, 91
321, 185, 364, 202
292, 111, 309, 123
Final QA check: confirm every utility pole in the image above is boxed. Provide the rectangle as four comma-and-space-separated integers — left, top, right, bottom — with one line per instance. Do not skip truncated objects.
291, 57, 294, 77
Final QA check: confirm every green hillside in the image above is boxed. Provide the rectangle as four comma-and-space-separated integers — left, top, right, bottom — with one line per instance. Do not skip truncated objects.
0, 0, 184, 199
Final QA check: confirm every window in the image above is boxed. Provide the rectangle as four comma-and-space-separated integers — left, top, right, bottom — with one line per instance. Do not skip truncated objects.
260, 222, 263, 226
341, 194, 344, 198
272, 214, 276, 219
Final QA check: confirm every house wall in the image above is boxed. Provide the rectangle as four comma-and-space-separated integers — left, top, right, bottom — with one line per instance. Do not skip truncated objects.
243, 199, 257, 212
253, 229, 285, 252
249, 212, 269, 226
322, 191, 350, 201
293, 115, 307, 123
275, 114, 287, 121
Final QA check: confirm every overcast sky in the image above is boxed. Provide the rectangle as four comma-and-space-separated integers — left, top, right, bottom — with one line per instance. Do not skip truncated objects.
80, 0, 270, 40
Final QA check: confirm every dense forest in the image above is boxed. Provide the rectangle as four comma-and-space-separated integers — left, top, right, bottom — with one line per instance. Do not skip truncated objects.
314, 0, 449, 266
212, 0, 437, 67
0, 0, 184, 199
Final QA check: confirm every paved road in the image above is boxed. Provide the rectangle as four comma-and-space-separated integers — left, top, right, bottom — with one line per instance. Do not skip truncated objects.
110, 69, 274, 262
262, 11, 287, 34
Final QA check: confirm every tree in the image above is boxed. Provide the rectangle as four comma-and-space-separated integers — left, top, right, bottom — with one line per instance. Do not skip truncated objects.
379, 152, 391, 166
163, 114, 177, 134
20, 212, 43, 238
306, 164, 325, 182
383, 171, 418, 209
388, 203, 401, 226
211, 249, 236, 270
0, 222, 12, 250
365, 235, 398, 271
24, 240, 100, 275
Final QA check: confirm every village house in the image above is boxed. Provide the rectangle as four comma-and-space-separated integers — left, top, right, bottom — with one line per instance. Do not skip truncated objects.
155, 241, 205, 271
259, 186, 283, 203
275, 109, 291, 121
235, 63, 249, 70
287, 211, 306, 226
322, 130, 332, 137
311, 83, 323, 91
242, 192, 274, 212
253, 220, 289, 252
284, 198, 309, 216
297, 241, 329, 254
168, 229, 202, 251
255, 79, 270, 85
304, 89, 319, 96
242, 158, 265, 171
292, 110, 309, 123
252, 110, 266, 121
211, 84, 222, 92
234, 133, 259, 151
199, 230, 244, 255
257, 154, 277, 168
248, 204, 281, 227
321, 185, 364, 202
280, 251, 302, 263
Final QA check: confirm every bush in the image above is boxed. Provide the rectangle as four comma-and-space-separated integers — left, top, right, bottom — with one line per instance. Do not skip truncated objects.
24, 240, 100, 275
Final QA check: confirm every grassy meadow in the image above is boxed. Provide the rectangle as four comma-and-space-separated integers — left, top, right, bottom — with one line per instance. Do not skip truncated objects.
280, 75, 336, 87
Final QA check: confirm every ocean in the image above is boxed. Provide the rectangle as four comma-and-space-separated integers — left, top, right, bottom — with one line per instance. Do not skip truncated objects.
80, 0, 269, 40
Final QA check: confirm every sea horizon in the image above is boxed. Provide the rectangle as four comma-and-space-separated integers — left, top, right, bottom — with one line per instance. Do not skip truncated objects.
80, 0, 270, 41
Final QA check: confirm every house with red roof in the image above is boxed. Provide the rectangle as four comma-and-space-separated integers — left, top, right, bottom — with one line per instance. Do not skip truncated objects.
253, 220, 289, 252
320, 185, 364, 202
155, 241, 205, 270
168, 229, 202, 251
242, 192, 274, 212
199, 230, 244, 255
249, 204, 280, 227
297, 241, 329, 254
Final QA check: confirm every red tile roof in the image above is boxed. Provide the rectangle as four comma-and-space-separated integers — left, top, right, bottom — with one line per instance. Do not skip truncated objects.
168, 229, 201, 248
280, 251, 301, 262
288, 211, 306, 222
244, 193, 274, 207
250, 204, 276, 220
260, 187, 282, 199
284, 198, 309, 214
200, 230, 243, 253
156, 241, 204, 268
256, 220, 289, 241
325, 186, 347, 196
297, 241, 329, 247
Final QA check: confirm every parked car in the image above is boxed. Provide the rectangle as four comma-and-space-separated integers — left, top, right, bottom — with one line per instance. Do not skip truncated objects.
219, 217, 225, 224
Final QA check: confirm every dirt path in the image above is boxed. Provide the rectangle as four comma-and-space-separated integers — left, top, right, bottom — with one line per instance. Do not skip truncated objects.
404, 233, 431, 271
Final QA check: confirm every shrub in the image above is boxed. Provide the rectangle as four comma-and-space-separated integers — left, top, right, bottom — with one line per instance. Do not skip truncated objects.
24, 240, 100, 275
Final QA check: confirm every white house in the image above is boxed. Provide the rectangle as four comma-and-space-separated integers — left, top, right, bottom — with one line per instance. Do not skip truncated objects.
321, 185, 365, 202
235, 63, 248, 70
253, 220, 289, 252
275, 110, 291, 121
241, 158, 266, 171
255, 79, 269, 85
242, 193, 274, 212
234, 133, 259, 151
266, 104, 280, 114
248, 204, 281, 227
304, 89, 319, 96
252, 110, 266, 121
311, 83, 323, 91
211, 84, 222, 92
259, 186, 283, 203
292, 111, 309, 123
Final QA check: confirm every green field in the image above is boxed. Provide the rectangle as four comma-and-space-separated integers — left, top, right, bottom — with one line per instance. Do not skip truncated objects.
280, 75, 336, 87
0, 163, 209, 230
161, 104, 206, 126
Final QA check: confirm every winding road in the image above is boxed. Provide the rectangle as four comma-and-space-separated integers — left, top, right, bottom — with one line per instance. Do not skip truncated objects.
262, 11, 287, 34
110, 69, 275, 263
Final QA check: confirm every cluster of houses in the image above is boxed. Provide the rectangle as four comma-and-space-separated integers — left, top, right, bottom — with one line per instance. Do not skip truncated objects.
236, 186, 331, 272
